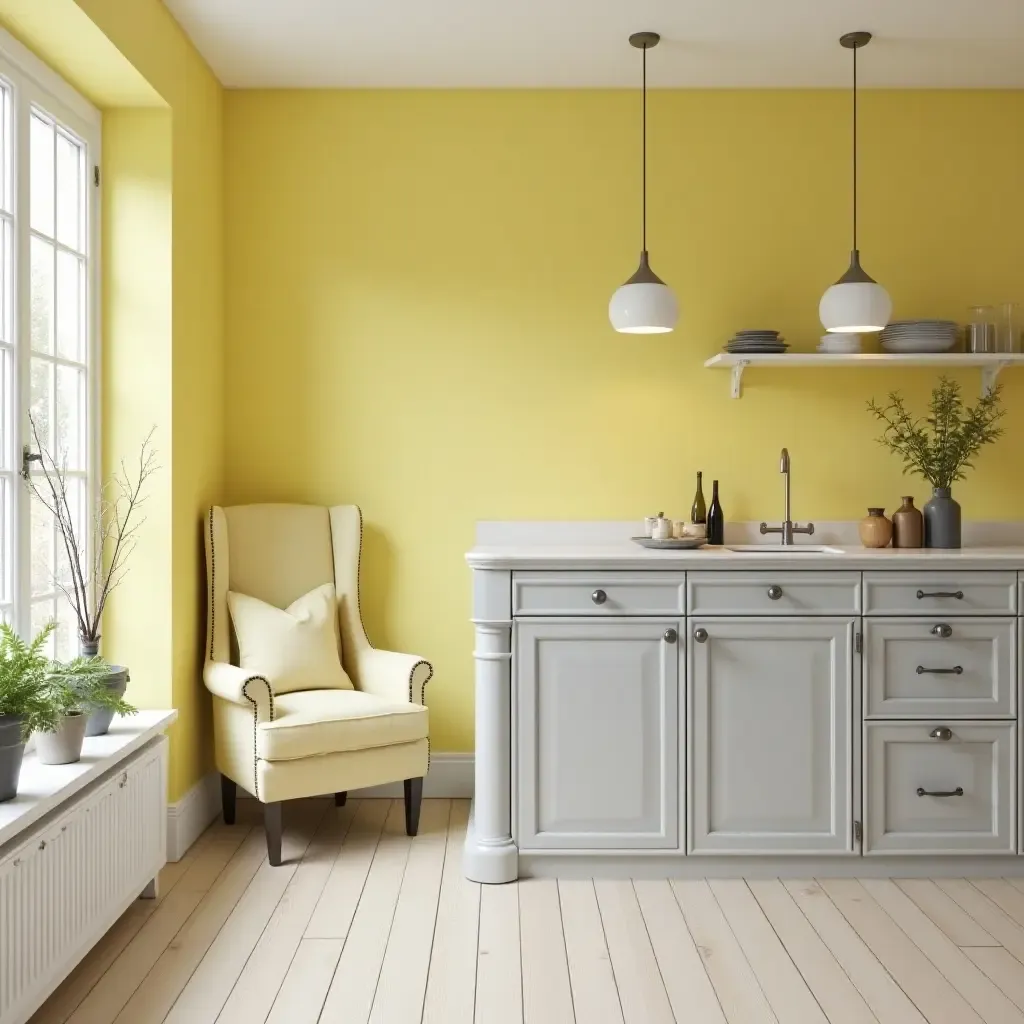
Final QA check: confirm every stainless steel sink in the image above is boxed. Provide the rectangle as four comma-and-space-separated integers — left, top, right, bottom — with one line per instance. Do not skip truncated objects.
724, 545, 844, 555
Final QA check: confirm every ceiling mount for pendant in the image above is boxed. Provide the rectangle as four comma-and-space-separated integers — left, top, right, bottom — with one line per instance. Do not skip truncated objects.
629, 32, 661, 50
839, 31, 871, 50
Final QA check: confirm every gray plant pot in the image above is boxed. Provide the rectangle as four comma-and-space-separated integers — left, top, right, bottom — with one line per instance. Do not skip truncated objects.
0, 714, 26, 803
84, 667, 129, 737
924, 487, 962, 549
36, 713, 88, 766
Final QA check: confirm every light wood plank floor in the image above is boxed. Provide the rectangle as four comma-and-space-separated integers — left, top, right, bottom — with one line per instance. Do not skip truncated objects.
29, 798, 1024, 1024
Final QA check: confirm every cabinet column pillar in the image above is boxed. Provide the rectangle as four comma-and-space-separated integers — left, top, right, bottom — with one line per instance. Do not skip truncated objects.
464, 567, 518, 883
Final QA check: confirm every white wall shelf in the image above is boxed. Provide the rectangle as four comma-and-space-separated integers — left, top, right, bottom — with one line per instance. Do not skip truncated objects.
704, 352, 1024, 399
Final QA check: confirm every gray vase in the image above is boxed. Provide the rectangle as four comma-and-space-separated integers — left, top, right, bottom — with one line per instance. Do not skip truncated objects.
923, 487, 962, 549
0, 714, 26, 803
36, 713, 88, 765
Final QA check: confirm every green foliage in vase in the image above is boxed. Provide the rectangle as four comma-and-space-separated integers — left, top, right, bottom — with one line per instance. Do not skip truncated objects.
0, 622, 136, 738
867, 377, 1005, 490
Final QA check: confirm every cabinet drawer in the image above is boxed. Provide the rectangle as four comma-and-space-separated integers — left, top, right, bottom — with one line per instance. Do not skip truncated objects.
513, 572, 685, 616
864, 722, 1015, 854
865, 619, 1016, 719
687, 572, 860, 616
864, 572, 1017, 616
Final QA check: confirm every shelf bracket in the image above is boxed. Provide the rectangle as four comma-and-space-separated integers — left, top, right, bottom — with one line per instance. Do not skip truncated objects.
980, 361, 1009, 397
730, 359, 749, 399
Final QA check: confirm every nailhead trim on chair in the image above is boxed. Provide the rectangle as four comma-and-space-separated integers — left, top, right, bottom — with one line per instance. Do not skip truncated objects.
209, 507, 275, 800
355, 507, 435, 767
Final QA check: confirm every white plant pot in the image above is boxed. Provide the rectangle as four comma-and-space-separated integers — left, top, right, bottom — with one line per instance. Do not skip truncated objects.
35, 713, 88, 765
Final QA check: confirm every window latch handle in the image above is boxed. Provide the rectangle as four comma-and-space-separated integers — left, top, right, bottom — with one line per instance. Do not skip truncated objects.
21, 445, 41, 479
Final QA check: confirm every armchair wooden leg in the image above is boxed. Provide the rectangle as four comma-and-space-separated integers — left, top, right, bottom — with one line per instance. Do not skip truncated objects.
334, 791, 347, 807
265, 802, 283, 866
221, 774, 236, 825
404, 777, 424, 837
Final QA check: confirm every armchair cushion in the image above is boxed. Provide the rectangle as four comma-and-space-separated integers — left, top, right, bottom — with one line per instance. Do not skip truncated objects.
228, 582, 353, 694
257, 689, 428, 761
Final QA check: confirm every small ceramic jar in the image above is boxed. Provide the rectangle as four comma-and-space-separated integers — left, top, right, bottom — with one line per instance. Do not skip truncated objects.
859, 508, 893, 548
644, 514, 663, 538
652, 516, 673, 541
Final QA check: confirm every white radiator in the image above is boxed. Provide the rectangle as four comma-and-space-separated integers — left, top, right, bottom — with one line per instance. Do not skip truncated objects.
0, 738, 167, 1024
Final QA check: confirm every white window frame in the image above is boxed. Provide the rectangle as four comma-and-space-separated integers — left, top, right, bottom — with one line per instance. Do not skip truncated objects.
0, 26, 100, 651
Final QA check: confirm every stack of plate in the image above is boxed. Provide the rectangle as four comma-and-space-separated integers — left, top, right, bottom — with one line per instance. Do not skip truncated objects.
724, 329, 788, 354
818, 333, 862, 354
880, 320, 959, 353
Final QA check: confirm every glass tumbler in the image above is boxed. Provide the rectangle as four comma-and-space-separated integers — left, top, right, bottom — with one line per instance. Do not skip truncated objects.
966, 306, 996, 353
997, 302, 1022, 353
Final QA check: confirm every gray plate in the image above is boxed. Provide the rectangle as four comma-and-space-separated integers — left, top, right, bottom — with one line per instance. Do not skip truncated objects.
632, 536, 707, 550
735, 329, 781, 336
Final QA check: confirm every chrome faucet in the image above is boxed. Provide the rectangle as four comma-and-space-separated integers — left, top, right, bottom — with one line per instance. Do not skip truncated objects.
760, 448, 815, 546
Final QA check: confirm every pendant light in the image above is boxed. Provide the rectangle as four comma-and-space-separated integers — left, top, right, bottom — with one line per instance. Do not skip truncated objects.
819, 31, 892, 334
609, 31, 678, 334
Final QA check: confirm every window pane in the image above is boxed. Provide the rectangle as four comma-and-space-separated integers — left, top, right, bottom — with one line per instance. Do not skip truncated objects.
0, 476, 9, 604
31, 599, 56, 656
55, 249, 83, 361
0, 218, 10, 343
0, 347, 8, 472
30, 113, 54, 238
31, 236, 54, 353
31, 498, 53, 598
55, 130, 82, 252
56, 593, 78, 659
56, 364, 85, 469
0, 85, 9, 214
53, 476, 84, 590
30, 356, 53, 450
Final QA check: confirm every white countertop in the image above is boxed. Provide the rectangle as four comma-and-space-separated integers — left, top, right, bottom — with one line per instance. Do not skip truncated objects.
0, 710, 177, 849
466, 521, 1024, 571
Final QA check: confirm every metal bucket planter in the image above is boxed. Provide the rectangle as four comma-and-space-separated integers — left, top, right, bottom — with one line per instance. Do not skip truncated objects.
36, 712, 88, 765
84, 667, 129, 737
0, 714, 26, 802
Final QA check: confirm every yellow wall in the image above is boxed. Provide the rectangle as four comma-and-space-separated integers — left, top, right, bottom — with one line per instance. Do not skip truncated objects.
0, 0, 224, 799
225, 90, 1024, 751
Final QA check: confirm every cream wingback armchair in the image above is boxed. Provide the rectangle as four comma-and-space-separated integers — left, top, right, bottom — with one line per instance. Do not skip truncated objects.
204, 504, 431, 865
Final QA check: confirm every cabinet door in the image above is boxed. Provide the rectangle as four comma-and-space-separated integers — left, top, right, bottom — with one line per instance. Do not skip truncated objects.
689, 617, 855, 854
515, 619, 680, 850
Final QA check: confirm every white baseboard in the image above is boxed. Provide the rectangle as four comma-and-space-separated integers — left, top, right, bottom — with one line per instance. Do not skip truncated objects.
355, 753, 474, 798
233, 752, 475, 802
166, 772, 221, 862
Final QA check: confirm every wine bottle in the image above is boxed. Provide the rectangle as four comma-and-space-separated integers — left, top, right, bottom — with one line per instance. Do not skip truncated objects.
691, 472, 706, 524
707, 479, 724, 545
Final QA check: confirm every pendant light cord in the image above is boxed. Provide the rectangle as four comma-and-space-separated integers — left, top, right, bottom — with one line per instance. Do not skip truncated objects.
852, 42, 858, 252
641, 42, 647, 252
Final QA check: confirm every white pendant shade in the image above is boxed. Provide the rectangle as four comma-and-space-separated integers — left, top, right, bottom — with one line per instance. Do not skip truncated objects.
610, 281, 679, 334
819, 279, 892, 334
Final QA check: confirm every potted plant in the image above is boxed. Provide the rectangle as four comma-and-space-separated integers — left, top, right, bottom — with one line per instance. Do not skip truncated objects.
867, 377, 1005, 549
24, 419, 156, 734
0, 623, 58, 801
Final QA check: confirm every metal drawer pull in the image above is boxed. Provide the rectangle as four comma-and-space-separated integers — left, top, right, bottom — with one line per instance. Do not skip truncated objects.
916, 589, 964, 600
694, 628, 708, 643
929, 726, 953, 740
916, 665, 964, 675
917, 786, 964, 798
663, 628, 677, 644
591, 589, 607, 605
931, 623, 953, 638
767, 585, 783, 600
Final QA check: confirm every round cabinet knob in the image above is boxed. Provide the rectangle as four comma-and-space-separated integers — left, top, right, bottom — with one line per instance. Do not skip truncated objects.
767, 585, 784, 601
929, 726, 954, 741
663, 628, 678, 644
694, 628, 708, 643
591, 589, 607, 605
931, 623, 953, 638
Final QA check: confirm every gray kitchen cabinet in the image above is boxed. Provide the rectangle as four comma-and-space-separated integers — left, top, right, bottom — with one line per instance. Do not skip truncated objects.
688, 617, 856, 854
514, 618, 680, 850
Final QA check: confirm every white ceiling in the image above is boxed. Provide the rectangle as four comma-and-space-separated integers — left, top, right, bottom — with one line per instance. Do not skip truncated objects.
163, 0, 1024, 89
